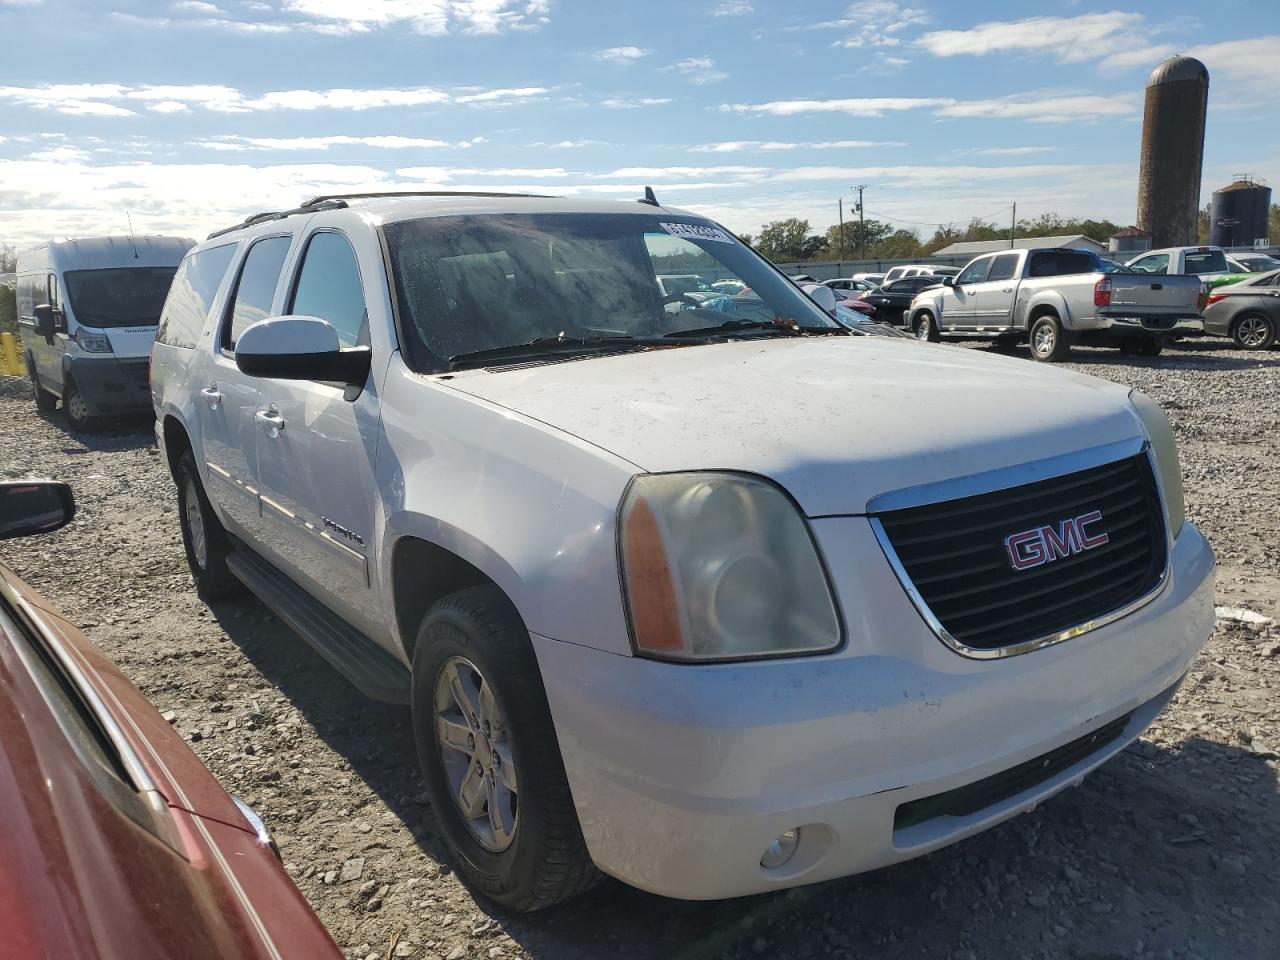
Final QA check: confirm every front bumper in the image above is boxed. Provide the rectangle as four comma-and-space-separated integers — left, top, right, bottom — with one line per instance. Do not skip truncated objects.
68, 355, 151, 415
534, 520, 1214, 900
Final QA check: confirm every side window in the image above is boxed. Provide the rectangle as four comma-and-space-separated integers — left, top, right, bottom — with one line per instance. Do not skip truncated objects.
157, 243, 237, 349
47, 274, 59, 309
986, 254, 1020, 283
956, 258, 991, 285
289, 232, 368, 349
224, 236, 292, 349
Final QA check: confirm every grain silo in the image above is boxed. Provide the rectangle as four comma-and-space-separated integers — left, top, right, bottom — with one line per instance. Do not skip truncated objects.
1209, 178, 1272, 248
1136, 56, 1209, 249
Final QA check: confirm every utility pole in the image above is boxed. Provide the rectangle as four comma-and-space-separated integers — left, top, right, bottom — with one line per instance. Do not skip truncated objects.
1010, 201, 1016, 249
838, 197, 845, 261
855, 184, 868, 259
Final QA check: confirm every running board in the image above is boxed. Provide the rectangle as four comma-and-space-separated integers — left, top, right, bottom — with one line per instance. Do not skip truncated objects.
226, 544, 411, 705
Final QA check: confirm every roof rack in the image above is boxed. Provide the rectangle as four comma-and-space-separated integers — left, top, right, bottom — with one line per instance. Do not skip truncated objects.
206, 198, 349, 241
300, 190, 555, 207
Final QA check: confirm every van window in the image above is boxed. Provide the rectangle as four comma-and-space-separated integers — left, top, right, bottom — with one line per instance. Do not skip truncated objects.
289, 232, 368, 348
986, 254, 1020, 283
224, 235, 291, 349
63, 267, 178, 328
157, 243, 237, 349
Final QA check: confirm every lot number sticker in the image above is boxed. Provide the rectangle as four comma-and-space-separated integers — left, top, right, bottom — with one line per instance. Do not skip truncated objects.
659, 222, 736, 244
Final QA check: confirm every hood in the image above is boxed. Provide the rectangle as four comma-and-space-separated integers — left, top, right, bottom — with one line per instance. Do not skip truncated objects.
446, 337, 1145, 516
102, 326, 159, 359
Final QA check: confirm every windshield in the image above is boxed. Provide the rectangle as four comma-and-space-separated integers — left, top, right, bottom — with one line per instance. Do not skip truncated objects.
63, 267, 178, 328
383, 213, 839, 371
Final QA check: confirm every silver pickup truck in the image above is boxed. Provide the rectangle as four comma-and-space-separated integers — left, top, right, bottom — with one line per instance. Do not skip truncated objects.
906, 247, 1204, 361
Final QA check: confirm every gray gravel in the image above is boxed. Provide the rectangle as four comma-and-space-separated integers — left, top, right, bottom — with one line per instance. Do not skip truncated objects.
1, 337, 1277, 960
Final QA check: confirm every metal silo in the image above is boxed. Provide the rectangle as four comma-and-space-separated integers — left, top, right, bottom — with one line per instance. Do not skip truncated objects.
1210, 179, 1272, 248
1136, 56, 1209, 249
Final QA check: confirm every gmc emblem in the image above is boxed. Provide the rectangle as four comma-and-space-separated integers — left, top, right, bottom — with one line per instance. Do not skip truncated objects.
1003, 510, 1110, 571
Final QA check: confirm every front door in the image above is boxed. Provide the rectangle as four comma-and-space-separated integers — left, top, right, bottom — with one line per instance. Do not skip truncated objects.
972, 252, 1022, 326
19, 272, 67, 392
941, 257, 992, 327
250, 230, 385, 635
197, 233, 294, 538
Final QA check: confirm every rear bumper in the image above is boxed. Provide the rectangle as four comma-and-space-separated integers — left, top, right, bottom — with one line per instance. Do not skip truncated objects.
1078, 315, 1204, 336
534, 520, 1214, 900
68, 355, 151, 415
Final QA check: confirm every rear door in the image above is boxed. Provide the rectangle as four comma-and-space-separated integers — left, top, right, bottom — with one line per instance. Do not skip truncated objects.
941, 256, 992, 327
197, 233, 296, 538
973, 252, 1022, 325
248, 228, 386, 634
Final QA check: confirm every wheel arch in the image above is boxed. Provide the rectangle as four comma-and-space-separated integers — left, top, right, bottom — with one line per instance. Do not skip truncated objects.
1026, 297, 1066, 326
162, 413, 193, 478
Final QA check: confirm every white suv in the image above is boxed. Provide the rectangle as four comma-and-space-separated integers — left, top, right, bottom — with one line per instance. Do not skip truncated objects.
150, 192, 1215, 911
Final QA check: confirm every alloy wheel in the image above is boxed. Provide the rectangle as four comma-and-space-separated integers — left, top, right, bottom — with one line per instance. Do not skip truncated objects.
1238, 316, 1270, 348
434, 656, 519, 852
183, 476, 208, 570
1033, 324, 1056, 356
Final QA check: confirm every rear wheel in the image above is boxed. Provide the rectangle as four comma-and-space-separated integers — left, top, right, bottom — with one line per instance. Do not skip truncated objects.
28, 359, 57, 413
412, 586, 597, 912
1232, 313, 1275, 350
1028, 314, 1070, 362
913, 311, 939, 342
175, 450, 242, 601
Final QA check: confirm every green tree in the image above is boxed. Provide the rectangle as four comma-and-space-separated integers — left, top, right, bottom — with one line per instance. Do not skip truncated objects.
756, 218, 817, 261
922, 224, 964, 255
872, 229, 923, 259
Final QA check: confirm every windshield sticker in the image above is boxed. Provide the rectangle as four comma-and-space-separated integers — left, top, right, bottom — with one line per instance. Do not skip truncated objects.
659, 222, 736, 244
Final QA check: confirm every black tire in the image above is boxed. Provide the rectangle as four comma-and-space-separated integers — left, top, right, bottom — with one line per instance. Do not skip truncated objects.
28, 358, 57, 413
913, 310, 940, 342
412, 586, 597, 912
1231, 313, 1275, 351
175, 449, 242, 601
63, 376, 98, 431
1121, 338, 1164, 358
1028, 314, 1070, 362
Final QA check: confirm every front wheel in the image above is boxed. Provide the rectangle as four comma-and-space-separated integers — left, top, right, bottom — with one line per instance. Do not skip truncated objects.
913, 311, 940, 342
1232, 314, 1275, 350
63, 377, 97, 430
412, 586, 597, 912
175, 450, 242, 600
1028, 315, 1070, 362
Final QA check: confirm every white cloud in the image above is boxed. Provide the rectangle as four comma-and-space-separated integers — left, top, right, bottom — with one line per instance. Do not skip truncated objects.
173, 0, 224, 12
1188, 36, 1280, 87
592, 46, 650, 63
279, 0, 550, 35
27, 145, 93, 162
592, 165, 768, 179
193, 134, 471, 151
1098, 44, 1176, 71
0, 81, 549, 115
916, 11, 1142, 64
395, 166, 570, 179
667, 57, 728, 84
711, 1, 752, 15
936, 93, 1138, 123
961, 146, 1057, 156
691, 139, 906, 152
600, 97, 672, 108
531, 139, 609, 148
721, 96, 945, 117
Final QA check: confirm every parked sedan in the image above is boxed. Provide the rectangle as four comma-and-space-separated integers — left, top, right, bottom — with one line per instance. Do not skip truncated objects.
1202, 269, 1280, 349
858, 275, 944, 325
0, 480, 341, 960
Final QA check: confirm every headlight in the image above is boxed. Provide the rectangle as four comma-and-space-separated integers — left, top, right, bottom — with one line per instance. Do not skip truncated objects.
74, 329, 113, 354
1129, 390, 1185, 538
618, 472, 841, 661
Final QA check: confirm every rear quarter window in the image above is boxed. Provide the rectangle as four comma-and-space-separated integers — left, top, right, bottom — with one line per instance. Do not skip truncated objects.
156, 243, 237, 349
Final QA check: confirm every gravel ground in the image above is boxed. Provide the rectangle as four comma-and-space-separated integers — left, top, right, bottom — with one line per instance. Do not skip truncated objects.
1, 338, 1277, 960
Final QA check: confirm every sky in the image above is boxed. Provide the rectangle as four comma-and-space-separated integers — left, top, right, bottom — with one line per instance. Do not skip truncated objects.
1, 0, 1278, 248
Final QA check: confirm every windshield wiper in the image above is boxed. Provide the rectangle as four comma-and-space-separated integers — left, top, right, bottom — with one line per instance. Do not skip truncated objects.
662, 318, 847, 339
448, 334, 703, 371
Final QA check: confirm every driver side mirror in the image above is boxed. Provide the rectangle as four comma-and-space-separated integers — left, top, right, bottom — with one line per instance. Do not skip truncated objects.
0, 481, 75, 540
33, 304, 59, 337
942, 276, 956, 287
235, 316, 371, 386
802, 284, 837, 313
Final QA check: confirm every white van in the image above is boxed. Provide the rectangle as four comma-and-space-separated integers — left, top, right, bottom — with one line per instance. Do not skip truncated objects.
17, 236, 193, 428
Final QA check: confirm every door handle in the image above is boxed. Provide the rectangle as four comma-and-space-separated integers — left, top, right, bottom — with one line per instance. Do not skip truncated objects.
200, 385, 222, 408
255, 409, 286, 435
1003, 288, 1013, 293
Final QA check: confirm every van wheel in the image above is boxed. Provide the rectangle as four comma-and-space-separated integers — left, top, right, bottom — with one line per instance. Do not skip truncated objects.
913, 311, 939, 342
175, 450, 242, 600
63, 378, 97, 431
411, 586, 598, 912
1232, 313, 1275, 350
1029, 315, 1070, 362
28, 360, 57, 413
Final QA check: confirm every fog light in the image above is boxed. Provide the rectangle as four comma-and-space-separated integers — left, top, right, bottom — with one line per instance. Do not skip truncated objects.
760, 829, 800, 869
